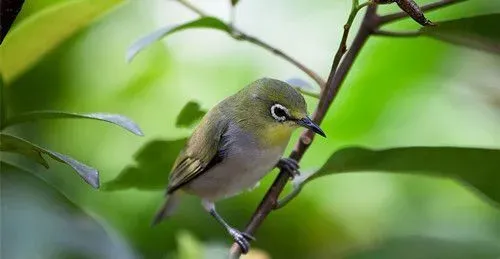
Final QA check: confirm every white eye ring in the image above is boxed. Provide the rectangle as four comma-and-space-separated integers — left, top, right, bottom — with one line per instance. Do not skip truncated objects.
270, 104, 289, 122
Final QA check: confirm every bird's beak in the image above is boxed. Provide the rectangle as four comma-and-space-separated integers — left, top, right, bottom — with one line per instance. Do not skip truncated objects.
296, 117, 326, 137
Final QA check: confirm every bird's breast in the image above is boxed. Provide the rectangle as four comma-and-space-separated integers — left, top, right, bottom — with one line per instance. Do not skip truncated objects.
184, 122, 289, 201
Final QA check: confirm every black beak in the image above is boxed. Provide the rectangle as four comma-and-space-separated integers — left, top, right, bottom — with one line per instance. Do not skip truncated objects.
297, 117, 326, 137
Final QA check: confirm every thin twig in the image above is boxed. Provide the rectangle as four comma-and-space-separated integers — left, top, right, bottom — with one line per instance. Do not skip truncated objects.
228, 4, 378, 258
373, 29, 421, 37
176, 0, 326, 88
329, 1, 371, 84
379, 0, 468, 25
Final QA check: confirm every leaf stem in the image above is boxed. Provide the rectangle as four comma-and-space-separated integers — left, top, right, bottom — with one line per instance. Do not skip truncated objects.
329, 1, 371, 79
175, 0, 326, 88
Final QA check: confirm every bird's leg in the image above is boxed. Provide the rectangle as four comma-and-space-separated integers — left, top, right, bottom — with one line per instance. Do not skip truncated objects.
277, 157, 300, 179
201, 200, 255, 253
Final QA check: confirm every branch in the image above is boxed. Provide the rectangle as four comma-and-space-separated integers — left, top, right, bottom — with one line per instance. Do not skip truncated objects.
228, 4, 378, 258
379, 0, 468, 25
330, 1, 371, 80
176, 0, 326, 88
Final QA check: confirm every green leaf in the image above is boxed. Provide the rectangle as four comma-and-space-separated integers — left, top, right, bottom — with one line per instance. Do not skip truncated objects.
346, 236, 500, 259
176, 101, 207, 128
103, 138, 187, 190
127, 17, 231, 62
299, 147, 500, 206
0, 133, 99, 188
1, 162, 136, 258
3, 111, 144, 136
421, 14, 500, 55
0, 0, 124, 84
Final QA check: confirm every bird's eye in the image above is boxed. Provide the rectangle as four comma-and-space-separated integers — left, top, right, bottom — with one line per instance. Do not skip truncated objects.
271, 104, 289, 122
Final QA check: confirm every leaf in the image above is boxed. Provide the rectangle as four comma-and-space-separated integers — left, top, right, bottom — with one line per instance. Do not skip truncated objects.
4, 111, 144, 136
176, 101, 207, 128
103, 138, 187, 190
421, 14, 500, 55
285, 78, 320, 98
301, 146, 500, 206
346, 236, 500, 259
127, 17, 231, 62
286, 78, 317, 91
1, 162, 136, 259
0, 0, 124, 84
0, 133, 99, 188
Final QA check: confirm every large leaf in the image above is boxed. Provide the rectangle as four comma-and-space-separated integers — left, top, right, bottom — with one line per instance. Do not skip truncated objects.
176, 101, 206, 128
0, 133, 99, 188
281, 146, 500, 208
127, 17, 231, 62
103, 138, 187, 190
421, 14, 500, 55
3, 111, 144, 136
1, 162, 136, 259
346, 236, 500, 259
0, 0, 124, 84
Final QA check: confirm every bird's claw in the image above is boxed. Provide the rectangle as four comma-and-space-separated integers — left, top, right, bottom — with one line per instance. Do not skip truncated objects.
228, 228, 254, 254
277, 158, 300, 179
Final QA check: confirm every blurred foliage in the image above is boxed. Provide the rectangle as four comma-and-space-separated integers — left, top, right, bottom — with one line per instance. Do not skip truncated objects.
1, 133, 99, 187
0, 0, 124, 84
2, 111, 144, 135
421, 13, 500, 55
1, 0, 500, 258
0, 0, 143, 190
104, 138, 187, 190
128, 17, 231, 62
285, 77, 321, 98
280, 146, 500, 208
176, 101, 207, 128
1, 162, 137, 259
345, 236, 500, 259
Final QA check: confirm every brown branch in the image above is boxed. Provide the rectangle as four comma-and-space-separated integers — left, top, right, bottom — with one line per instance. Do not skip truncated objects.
176, 0, 326, 88
379, 0, 468, 25
228, 4, 379, 258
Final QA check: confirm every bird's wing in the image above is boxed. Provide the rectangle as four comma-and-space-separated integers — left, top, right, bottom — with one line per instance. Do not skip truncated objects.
166, 106, 229, 193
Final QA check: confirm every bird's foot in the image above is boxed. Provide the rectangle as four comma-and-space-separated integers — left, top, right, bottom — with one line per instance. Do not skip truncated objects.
228, 227, 255, 254
277, 158, 300, 179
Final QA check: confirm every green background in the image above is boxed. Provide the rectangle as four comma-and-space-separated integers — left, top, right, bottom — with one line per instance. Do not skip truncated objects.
2, 0, 500, 258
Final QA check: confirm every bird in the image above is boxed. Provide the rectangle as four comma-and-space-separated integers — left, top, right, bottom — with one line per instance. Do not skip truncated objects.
152, 78, 325, 253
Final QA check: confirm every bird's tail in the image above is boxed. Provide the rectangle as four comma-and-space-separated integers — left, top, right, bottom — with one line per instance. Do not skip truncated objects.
151, 192, 180, 226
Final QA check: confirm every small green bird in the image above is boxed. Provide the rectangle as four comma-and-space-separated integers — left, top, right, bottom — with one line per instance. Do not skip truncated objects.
153, 78, 325, 252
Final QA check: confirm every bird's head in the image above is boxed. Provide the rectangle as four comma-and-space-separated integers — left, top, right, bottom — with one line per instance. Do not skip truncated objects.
233, 78, 325, 145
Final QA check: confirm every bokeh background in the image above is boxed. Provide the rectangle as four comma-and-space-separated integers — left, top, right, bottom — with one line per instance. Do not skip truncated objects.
2, 0, 500, 258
